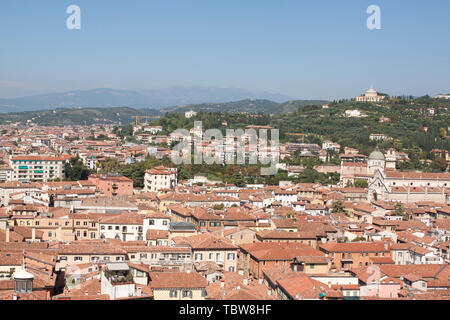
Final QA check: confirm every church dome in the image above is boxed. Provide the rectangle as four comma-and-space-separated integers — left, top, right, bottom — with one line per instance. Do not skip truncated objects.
13, 268, 34, 280
369, 148, 385, 161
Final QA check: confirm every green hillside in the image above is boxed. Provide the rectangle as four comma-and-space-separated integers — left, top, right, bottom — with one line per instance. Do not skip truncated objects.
162, 99, 328, 115
0, 107, 160, 126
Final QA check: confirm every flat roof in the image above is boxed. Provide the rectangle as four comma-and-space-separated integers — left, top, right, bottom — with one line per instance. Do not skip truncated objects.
106, 262, 129, 271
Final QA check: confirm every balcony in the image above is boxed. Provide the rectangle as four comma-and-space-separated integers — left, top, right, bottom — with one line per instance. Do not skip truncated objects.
101, 263, 136, 300
104, 271, 133, 285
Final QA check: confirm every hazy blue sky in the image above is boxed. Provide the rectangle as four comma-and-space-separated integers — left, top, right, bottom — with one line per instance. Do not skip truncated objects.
0, 0, 449, 99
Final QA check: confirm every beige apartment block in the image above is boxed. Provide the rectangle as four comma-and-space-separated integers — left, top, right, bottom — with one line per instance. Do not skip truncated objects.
10, 155, 68, 182
144, 166, 177, 192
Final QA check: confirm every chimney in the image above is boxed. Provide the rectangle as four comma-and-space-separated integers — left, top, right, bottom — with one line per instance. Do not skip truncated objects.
267, 290, 272, 296
32, 227, 36, 242
137, 287, 142, 297
220, 281, 225, 288
258, 278, 263, 285
243, 278, 248, 286
6, 227, 10, 243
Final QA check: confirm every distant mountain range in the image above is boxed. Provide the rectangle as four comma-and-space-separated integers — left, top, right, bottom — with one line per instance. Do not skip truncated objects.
0, 89, 149, 113
0, 87, 296, 113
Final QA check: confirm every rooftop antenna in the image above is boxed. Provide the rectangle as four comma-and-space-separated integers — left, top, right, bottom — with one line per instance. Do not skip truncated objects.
22, 249, 26, 269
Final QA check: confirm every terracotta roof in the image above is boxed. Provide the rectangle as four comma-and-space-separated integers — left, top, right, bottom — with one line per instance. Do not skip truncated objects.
99, 213, 144, 225
176, 233, 237, 250
257, 230, 317, 240
149, 271, 208, 289
379, 264, 449, 279
12, 155, 68, 161
206, 272, 274, 300
0, 252, 22, 266
59, 242, 126, 255
276, 274, 329, 300
369, 257, 395, 264
385, 171, 450, 180
145, 230, 169, 240
319, 242, 389, 253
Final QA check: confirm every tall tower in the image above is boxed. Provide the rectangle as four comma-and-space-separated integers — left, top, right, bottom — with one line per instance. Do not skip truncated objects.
385, 148, 397, 169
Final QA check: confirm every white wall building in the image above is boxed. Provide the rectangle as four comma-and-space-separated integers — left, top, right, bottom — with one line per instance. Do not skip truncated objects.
10, 155, 67, 182
144, 166, 178, 192
99, 214, 144, 242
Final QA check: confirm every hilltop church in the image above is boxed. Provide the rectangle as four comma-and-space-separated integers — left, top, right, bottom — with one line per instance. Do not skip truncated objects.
356, 87, 387, 102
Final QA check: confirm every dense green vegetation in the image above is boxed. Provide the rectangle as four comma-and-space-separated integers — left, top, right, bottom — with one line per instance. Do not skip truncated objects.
391, 203, 409, 221
64, 157, 91, 181
161, 99, 328, 115
0, 107, 159, 126
272, 96, 449, 156
118, 156, 173, 188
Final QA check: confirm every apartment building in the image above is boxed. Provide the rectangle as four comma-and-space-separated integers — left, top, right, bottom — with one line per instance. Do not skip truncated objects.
71, 214, 99, 241
88, 174, 134, 197
19, 213, 98, 242
274, 190, 298, 206
144, 166, 177, 192
56, 242, 128, 271
10, 155, 68, 182
0, 165, 12, 182
142, 211, 170, 242
99, 213, 144, 242
391, 243, 444, 265
174, 233, 238, 273
125, 246, 192, 271
239, 242, 328, 279
148, 272, 208, 300
319, 242, 391, 271
32, 217, 76, 242
255, 230, 319, 248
